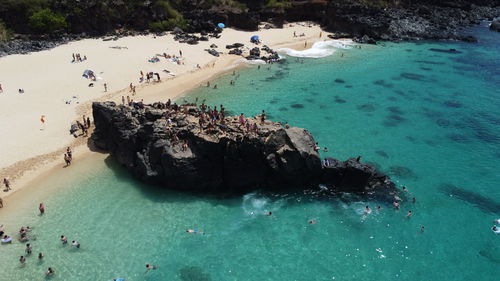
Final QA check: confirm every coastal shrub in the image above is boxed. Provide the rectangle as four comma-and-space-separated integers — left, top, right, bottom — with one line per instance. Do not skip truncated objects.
149, 18, 189, 31
264, 0, 292, 9
0, 20, 13, 41
28, 8, 68, 33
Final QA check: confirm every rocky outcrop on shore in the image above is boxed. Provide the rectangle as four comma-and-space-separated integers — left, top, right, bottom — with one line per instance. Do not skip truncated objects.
91, 101, 396, 196
323, 0, 500, 42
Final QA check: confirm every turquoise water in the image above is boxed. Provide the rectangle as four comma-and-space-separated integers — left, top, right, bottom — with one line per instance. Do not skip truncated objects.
1, 24, 499, 280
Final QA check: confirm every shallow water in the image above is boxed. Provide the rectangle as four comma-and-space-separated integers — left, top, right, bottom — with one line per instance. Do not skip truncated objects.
1, 24, 499, 280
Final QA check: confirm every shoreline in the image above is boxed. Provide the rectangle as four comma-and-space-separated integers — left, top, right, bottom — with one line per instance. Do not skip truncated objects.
0, 23, 345, 208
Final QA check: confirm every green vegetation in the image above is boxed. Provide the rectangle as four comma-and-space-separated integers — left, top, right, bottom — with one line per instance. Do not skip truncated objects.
28, 8, 68, 33
264, 0, 292, 9
0, 20, 13, 41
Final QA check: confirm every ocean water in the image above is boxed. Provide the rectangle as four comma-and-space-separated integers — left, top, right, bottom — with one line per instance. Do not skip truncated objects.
1, 24, 499, 280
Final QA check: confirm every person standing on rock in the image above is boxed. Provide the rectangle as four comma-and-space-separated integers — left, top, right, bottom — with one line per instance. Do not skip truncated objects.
260, 110, 266, 125
87, 117, 91, 128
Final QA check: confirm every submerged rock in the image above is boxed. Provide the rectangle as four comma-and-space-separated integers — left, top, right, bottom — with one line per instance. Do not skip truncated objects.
92, 102, 396, 196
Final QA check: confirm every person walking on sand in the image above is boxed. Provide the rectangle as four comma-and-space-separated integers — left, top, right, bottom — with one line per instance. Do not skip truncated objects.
0, 83, 3, 93
3, 178, 11, 191
39, 203, 45, 214
179, 50, 183, 57
40, 115, 46, 130
0, 197, 3, 208
104, 83, 107, 92
122, 96, 125, 105
129, 83, 133, 92
304, 41, 307, 48
86, 116, 91, 128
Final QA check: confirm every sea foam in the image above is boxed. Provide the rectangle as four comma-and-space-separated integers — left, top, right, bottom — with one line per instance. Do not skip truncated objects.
277, 40, 354, 58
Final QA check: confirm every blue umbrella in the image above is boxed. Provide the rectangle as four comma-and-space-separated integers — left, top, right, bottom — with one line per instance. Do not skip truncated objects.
250, 35, 259, 41
217, 23, 225, 28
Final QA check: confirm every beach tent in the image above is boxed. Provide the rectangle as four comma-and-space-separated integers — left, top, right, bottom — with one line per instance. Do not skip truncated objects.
250, 35, 259, 41
217, 23, 225, 28
82, 69, 95, 79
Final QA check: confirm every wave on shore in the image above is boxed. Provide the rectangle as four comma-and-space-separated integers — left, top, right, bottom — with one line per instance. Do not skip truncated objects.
277, 40, 354, 58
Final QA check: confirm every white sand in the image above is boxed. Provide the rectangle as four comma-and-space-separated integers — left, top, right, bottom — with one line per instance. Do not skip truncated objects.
0, 22, 346, 199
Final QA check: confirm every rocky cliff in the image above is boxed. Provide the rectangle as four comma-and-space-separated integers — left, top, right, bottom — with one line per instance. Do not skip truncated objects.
91, 101, 396, 196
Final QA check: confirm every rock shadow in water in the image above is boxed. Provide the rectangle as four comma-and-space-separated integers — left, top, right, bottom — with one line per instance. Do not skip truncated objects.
400, 72, 426, 81
429, 48, 462, 54
406, 136, 417, 142
179, 266, 212, 281
305, 98, 315, 103
373, 79, 393, 88
387, 166, 417, 179
334, 78, 346, 83
439, 183, 500, 214
387, 96, 398, 101
436, 119, 451, 127
334, 96, 346, 103
387, 106, 404, 115
442, 100, 463, 108
415, 60, 444, 65
269, 99, 279, 104
420, 67, 433, 71
375, 150, 389, 158
446, 133, 470, 143
357, 103, 377, 112
291, 103, 304, 109
278, 107, 288, 111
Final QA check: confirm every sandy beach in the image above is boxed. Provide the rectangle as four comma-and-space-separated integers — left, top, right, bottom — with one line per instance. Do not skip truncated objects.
0, 22, 348, 202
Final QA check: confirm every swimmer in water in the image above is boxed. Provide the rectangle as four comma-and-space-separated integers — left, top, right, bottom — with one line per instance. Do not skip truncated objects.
402, 186, 408, 192
412, 197, 416, 203
20, 256, 26, 264
60, 235, 68, 244
393, 201, 400, 210
146, 264, 158, 271
308, 219, 317, 225
266, 211, 273, 216
186, 229, 204, 234
364, 205, 372, 214
71, 240, 80, 248
406, 210, 413, 218
377, 205, 382, 211
26, 243, 33, 255
421, 225, 425, 233
38, 252, 44, 259
492, 226, 500, 234
46, 267, 55, 275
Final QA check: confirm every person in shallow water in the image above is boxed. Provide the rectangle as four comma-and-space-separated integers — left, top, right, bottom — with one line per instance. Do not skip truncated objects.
38, 252, 44, 259
60, 235, 68, 244
186, 229, 204, 234
406, 210, 413, 218
39, 203, 45, 214
19, 256, 26, 264
364, 206, 372, 214
492, 226, 500, 234
308, 219, 317, 224
46, 267, 55, 275
72, 240, 80, 248
146, 264, 158, 271
266, 211, 273, 216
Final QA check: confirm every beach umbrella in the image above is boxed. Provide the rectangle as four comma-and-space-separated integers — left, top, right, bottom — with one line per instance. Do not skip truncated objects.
250, 35, 259, 41
217, 23, 225, 28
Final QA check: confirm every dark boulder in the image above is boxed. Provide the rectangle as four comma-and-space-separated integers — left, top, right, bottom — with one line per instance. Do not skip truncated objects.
491, 18, 500, 32
249, 47, 261, 57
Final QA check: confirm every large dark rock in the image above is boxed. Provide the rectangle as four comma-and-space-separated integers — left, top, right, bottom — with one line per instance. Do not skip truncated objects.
491, 18, 500, 31
92, 101, 396, 196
